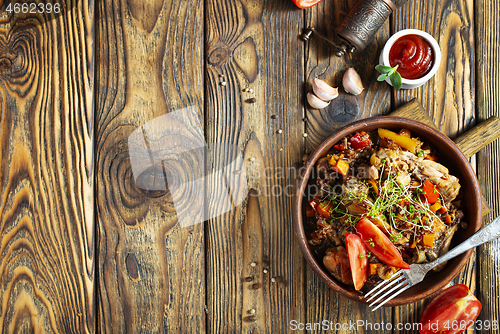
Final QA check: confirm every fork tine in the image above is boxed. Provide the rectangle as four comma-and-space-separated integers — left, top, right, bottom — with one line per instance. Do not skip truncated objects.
369, 278, 408, 308
365, 271, 404, 302
370, 283, 412, 311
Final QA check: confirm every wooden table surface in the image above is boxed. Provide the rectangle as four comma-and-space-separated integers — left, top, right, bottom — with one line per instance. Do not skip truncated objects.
0, 0, 499, 333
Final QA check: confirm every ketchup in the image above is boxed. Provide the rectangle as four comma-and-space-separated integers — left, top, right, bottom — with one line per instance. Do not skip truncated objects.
389, 34, 434, 80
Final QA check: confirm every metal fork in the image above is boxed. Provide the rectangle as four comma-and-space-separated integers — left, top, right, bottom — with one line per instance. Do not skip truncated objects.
365, 214, 500, 311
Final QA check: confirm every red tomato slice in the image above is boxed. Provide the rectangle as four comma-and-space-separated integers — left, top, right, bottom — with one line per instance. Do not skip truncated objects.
292, 0, 324, 8
356, 217, 410, 269
419, 284, 481, 334
345, 234, 368, 290
423, 178, 440, 203
349, 133, 371, 150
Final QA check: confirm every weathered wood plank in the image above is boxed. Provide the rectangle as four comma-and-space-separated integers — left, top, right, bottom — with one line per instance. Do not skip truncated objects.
391, 1, 476, 332
205, 0, 305, 332
304, 0, 392, 153
304, 1, 392, 332
96, 0, 205, 332
0, 1, 95, 332
475, 0, 500, 328
393, 0, 475, 138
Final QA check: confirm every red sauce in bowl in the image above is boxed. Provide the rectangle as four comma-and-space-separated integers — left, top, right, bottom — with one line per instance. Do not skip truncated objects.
389, 34, 434, 80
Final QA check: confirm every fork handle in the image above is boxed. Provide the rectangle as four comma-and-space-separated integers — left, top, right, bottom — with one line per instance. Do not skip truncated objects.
427, 214, 500, 270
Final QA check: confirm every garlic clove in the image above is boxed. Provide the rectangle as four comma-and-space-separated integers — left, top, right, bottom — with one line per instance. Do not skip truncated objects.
307, 92, 330, 109
343, 67, 364, 95
312, 78, 339, 102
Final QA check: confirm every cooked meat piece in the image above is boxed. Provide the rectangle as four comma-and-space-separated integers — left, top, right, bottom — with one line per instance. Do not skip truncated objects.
337, 224, 356, 242
396, 172, 411, 187
323, 246, 352, 285
418, 160, 461, 204
308, 219, 341, 245
357, 164, 379, 180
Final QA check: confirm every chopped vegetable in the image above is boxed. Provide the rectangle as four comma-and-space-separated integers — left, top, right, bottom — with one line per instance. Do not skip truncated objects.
305, 205, 316, 218
356, 217, 410, 269
349, 132, 371, 150
329, 156, 350, 175
345, 234, 368, 290
422, 234, 435, 247
422, 178, 440, 203
429, 202, 442, 213
444, 214, 452, 224
419, 284, 481, 334
378, 128, 418, 151
309, 198, 333, 219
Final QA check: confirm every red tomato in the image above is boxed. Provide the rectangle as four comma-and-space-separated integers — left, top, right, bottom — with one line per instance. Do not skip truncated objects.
349, 133, 371, 150
419, 284, 481, 334
356, 217, 410, 269
345, 234, 368, 290
422, 178, 440, 203
309, 198, 333, 219
292, 0, 324, 8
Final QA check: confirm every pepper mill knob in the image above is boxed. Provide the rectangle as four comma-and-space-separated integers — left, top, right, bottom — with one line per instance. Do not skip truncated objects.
335, 0, 408, 56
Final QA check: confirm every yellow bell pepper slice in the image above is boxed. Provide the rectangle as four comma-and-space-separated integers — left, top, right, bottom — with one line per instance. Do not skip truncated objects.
378, 128, 418, 152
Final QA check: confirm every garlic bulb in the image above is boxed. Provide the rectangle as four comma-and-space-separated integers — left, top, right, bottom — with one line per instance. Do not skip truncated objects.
312, 78, 339, 102
343, 67, 364, 95
307, 92, 330, 109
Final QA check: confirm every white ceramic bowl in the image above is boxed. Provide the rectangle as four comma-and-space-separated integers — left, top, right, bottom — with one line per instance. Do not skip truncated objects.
379, 29, 441, 90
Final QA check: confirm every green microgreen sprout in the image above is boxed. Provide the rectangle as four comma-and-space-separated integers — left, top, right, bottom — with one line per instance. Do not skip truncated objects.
368, 238, 375, 247
375, 64, 403, 90
359, 251, 372, 259
390, 233, 403, 243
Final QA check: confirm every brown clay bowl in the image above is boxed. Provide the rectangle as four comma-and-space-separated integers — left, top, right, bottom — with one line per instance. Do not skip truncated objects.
293, 116, 482, 306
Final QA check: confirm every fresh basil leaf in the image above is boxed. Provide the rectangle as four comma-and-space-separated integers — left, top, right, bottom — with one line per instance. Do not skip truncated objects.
377, 74, 389, 81
391, 71, 403, 90
375, 64, 393, 74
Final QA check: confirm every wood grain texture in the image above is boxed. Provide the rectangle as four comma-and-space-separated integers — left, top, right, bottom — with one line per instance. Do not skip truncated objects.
304, 1, 392, 331
0, 1, 95, 332
96, 0, 205, 332
454, 116, 500, 159
393, 0, 475, 138
304, 0, 392, 154
392, 1, 476, 330
475, 0, 500, 329
390, 99, 438, 129
205, 0, 305, 332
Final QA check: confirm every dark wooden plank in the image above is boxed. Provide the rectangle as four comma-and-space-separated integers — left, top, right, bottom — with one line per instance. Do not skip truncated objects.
96, 0, 205, 332
393, 0, 475, 138
392, 1, 476, 332
205, 0, 305, 332
0, 1, 95, 332
304, 1, 392, 332
304, 0, 392, 153
476, 0, 500, 328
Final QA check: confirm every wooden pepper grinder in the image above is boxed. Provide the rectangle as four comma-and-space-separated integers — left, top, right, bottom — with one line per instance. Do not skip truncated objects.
301, 0, 408, 56
335, 0, 408, 56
